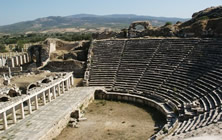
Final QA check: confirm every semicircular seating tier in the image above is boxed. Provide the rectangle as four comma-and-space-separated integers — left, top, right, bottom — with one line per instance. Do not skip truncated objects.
85, 38, 222, 137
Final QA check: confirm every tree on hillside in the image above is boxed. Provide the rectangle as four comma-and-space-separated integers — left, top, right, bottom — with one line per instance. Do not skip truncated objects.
165, 22, 173, 26
14, 40, 24, 52
0, 44, 7, 52
9, 45, 13, 51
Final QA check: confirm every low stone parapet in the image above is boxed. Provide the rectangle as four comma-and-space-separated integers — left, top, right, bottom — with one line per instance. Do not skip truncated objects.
94, 90, 179, 140
0, 72, 74, 131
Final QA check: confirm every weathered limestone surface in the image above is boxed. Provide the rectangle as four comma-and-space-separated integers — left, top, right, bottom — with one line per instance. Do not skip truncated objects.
129, 21, 151, 30
87, 38, 222, 139
0, 53, 30, 68
164, 121, 222, 140
0, 87, 101, 140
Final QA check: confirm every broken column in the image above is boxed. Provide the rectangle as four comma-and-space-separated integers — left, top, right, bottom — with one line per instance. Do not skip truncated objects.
3, 69, 11, 86
1, 54, 4, 67
8, 67, 12, 78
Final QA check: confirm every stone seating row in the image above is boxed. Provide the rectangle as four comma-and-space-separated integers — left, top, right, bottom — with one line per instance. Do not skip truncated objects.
88, 39, 222, 137
172, 107, 222, 135
88, 40, 125, 88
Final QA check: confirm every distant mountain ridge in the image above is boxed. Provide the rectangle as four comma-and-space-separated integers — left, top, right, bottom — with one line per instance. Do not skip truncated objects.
0, 14, 188, 34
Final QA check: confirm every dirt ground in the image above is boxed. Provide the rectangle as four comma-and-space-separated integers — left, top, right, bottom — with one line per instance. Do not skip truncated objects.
74, 78, 83, 87
56, 100, 166, 140
10, 71, 53, 88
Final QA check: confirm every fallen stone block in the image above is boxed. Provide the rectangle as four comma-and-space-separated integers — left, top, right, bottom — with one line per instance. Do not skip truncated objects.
78, 117, 87, 122
71, 109, 80, 119
69, 122, 78, 128
70, 118, 77, 123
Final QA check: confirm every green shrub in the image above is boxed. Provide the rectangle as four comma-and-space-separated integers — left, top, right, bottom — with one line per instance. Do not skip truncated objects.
198, 16, 209, 21
173, 87, 177, 92
13, 40, 24, 52
9, 45, 13, 51
0, 32, 92, 46
163, 127, 168, 134
165, 22, 173, 26
0, 44, 7, 52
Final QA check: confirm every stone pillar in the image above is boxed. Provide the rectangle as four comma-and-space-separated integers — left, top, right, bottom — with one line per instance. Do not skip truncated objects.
26, 53, 30, 63
15, 56, 19, 66
35, 95, 38, 110
20, 103, 25, 119
68, 78, 71, 89
28, 99, 32, 114
19, 55, 23, 65
48, 89, 52, 102
12, 107, 17, 124
8, 67, 12, 78
62, 82, 65, 93
11, 58, 15, 67
2, 111, 8, 130
13, 57, 16, 67
1, 55, 4, 67
57, 84, 61, 96
42, 91, 46, 105
66, 80, 69, 91
71, 76, 74, 86
23, 54, 27, 64
52, 86, 56, 99
68, 77, 71, 88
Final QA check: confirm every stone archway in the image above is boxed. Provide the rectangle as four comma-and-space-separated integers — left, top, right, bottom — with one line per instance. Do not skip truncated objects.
27, 83, 37, 90
28, 45, 43, 67
128, 21, 151, 31
127, 21, 151, 38
41, 78, 51, 84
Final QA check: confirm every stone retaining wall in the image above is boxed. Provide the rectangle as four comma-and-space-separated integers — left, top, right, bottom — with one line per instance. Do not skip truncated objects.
39, 88, 96, 140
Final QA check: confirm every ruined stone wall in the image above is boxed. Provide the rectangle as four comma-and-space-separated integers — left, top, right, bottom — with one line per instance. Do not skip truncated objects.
41, 39, 91, 78
49, 41, 56, 53
42, 60, 85, 78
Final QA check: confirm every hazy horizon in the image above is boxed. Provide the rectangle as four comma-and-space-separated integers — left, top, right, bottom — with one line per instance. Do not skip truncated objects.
0, 0, 221, 26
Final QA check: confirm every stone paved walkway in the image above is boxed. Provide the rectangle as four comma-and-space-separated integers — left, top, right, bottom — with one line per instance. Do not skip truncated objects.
0, 87, 100, 140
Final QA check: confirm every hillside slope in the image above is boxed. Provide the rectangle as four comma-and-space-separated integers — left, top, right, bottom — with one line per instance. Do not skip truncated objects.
0, 14, 187, 34
123, 6, 222, 38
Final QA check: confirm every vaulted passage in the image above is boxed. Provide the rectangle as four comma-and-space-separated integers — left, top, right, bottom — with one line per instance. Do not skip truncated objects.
28, 45, 43, 67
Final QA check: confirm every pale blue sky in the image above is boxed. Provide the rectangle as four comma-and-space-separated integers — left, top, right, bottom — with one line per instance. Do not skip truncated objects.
0, 0, 221, 26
